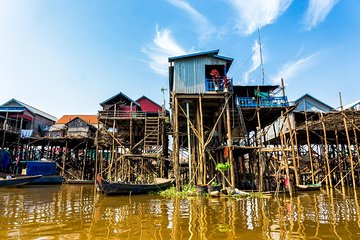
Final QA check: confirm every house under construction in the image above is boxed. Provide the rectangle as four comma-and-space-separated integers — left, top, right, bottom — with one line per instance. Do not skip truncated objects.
96, 92, 170, 183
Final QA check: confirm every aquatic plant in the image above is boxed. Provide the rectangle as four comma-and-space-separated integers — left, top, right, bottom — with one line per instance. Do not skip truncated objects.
159, 185, 196, 198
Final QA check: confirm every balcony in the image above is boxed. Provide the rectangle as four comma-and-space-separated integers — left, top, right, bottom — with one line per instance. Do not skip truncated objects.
0, 124, 20, 134
236, 96, 289, 108
205, 78, 233, 92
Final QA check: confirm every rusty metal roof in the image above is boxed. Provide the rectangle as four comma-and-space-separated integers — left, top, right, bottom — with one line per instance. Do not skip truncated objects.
56, 115, 98, 124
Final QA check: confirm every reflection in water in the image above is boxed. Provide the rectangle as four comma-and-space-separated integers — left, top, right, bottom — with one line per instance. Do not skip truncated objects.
1, 186, 360, 239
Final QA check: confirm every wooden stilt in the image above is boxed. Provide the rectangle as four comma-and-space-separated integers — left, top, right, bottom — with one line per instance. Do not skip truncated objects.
173, 95, 180, 190
286, 110, 299, 187
304, 111, 315, 184
256, 107, 263, 191
62, 140, 68, 176
343, 112, 356, 189
352, 124, 360, 185
198, 96, 206, 184
280, 112, 292, 197
320, 113, 332, 188
226, 95, 235, 188
335, 129, 345, 190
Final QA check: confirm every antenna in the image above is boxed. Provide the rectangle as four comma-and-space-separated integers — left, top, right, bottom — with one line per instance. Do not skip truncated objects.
161, 86, 168, 111
258, 28, 265, 85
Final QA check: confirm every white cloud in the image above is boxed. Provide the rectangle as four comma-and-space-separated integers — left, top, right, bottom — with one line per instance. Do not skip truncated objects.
167, 0, 216, 42
243, 41, 262, 84
271, 53, 320, 84
228, 0, 292, 35
304, 0, 339, 31
142, 26, 187, 76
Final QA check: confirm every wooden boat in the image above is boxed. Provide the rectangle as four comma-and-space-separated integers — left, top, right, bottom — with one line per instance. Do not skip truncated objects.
29, 175, 64, 185
0, 175, 42, 187
296, 183, 322, 191
96, 177, 173, 195
65, 179, 94, 185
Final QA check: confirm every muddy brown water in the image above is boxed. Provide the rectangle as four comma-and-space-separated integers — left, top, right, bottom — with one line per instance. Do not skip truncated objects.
1, 185, 360, 239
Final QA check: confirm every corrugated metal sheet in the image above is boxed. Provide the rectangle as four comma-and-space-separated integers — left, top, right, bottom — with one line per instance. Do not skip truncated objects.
1, 98, 57, 122
173, 56, 229, 94
56, 115, 98, 124
294, 94, 333, 113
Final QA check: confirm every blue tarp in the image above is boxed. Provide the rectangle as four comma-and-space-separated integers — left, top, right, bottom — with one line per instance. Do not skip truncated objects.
26, 161, 57, 176
0, 150, 11, 169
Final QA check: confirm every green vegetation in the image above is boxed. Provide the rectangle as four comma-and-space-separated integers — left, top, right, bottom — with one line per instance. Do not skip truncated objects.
210, 181, 221, 187
159, 185, 196, 198
215, 162, 231, 171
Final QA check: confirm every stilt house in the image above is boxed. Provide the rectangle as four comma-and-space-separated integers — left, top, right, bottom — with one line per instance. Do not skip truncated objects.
169, 50, 290, 191
97, 92, 169, 182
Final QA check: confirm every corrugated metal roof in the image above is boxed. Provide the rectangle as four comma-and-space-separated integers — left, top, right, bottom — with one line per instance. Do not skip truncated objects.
337, 99, 360, 110
169, 49, 220, 61
100, 92, 140, 107
168, 49, 233, 67
294, 94, 334, 112
56, 115, 98, 124
1, 99, 57, 121
136, 95, 162, 109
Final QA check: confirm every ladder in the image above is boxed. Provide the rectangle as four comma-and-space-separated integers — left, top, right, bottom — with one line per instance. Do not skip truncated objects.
236, 103, 248, 136
144, 117, 160, 152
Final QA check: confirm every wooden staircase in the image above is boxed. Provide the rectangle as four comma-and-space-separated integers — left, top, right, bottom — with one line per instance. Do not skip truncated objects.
144, 117, 161, 153
230, 104, 247, 141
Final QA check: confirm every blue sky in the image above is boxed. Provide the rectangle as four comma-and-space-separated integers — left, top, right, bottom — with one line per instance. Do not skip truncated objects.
0, 0, 359, 118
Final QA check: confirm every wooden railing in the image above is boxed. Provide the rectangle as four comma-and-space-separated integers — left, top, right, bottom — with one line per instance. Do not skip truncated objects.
205, 78, 233, 92
0, 124, 20, 134
98, 110, 147, 119
236, 96, 289, 108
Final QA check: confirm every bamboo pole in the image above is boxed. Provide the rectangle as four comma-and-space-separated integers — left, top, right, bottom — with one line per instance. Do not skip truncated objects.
185, 102, 192, 184
62, 140, 68, 176
226, 94, 235, 188
343, 112, 356, 189
280, 112, 292, 197
286, 110, 299, 187
82, 140, 88, 180
305, 111, 315, 184
335, 128, 345, 190
1, 110, 8, 150
173, 95, 180, 190
352, 124, 360, 185
95, 129, 99, 181
320, 113, 332, 188
198, 96, 206, 184
256, 107, 263, 191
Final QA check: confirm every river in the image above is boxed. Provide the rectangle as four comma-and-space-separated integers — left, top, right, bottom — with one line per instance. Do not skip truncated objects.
1, 185, 360, 239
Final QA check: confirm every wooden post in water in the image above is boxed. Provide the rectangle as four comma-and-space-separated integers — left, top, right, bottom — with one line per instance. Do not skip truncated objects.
352, 123, 360, 185
320, 113, 332, 188
186, 102, 192, 184
305, 111, 315, 184
286, 110, 300, 187
1, 110, 8, 151
94, 128, 99, 181
82, 140, 88, 180
280, 112, 292, 197
226, 95, 235, 188
256, 107, 263, 191
339, 93, 356, 189
173, 95, 180, 190
335, 128, 345, 190
62, 140, 68, 176
198, 96, 206, 184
